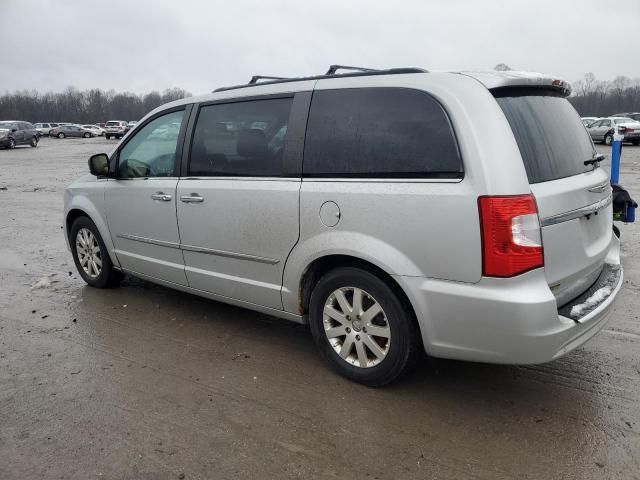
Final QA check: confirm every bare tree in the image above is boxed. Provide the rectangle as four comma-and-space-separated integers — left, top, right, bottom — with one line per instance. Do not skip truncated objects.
0, 86, 192, 123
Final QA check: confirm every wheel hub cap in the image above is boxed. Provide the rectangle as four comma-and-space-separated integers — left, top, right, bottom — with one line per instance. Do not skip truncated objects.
322, 287, 391, 369
75, 228, 102, 279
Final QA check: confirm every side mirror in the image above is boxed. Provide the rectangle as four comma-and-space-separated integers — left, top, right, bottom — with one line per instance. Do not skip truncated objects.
89, 153, 110, 177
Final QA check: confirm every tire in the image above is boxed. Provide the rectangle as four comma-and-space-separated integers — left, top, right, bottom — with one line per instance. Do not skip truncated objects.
83, 132, 90, 138
308, 267, 420, 386
604, 133, 613, 145
70, 216, 122, 288
105, 134, 111, 140
632, 139, 640, 146
57, 132, 65, 139
8, 138, 16, 149
30, 136, 38, 147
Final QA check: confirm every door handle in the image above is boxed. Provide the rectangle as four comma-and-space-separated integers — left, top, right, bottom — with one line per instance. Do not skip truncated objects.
151, 192, 172, 201
180, 193, 204, 203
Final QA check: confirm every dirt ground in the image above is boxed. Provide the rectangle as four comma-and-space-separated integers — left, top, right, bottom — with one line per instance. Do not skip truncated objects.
1, 136, 639, 480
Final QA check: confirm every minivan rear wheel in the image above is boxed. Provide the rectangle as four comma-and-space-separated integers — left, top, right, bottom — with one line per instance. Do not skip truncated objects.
308, 267, 419, 386
70, 216, 122, 288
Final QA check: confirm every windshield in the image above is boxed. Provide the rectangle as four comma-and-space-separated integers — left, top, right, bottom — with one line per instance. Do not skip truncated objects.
495, 90, 596, 184
614, 118, 635, 124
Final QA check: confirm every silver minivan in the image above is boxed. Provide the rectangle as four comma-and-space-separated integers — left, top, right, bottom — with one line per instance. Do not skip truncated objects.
64, 67, 623, 385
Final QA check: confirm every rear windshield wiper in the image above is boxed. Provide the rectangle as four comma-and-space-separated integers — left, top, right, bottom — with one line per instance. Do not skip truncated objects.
584, 154, 605, 166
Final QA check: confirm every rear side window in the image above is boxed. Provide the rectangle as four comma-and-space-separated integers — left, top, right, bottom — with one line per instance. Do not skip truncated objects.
189, 97, 293, 177
303, 88, 462, 178
495, 90, 595, 184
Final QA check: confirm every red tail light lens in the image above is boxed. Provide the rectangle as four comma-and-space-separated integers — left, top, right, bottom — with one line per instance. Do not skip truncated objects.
478, 195, 544, 277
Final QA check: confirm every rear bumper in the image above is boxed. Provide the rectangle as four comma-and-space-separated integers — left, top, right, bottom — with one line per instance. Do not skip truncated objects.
396, 248, 623, 365
0, 137, 9, 147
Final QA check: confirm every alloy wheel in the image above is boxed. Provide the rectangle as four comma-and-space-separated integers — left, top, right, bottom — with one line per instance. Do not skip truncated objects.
75, 227, 102, 278
323, 287, 391, 368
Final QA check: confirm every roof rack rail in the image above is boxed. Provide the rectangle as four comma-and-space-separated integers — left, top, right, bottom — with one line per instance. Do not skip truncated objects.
325, 64, 378, 75
213, 66, 428, 93
249, 75, 289, 84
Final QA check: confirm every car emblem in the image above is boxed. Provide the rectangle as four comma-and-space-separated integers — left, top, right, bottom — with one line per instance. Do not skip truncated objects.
588, 183, 609, 193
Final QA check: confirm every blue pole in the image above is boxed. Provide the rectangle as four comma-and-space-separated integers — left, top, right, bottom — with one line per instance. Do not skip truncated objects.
610, 129, 622, 185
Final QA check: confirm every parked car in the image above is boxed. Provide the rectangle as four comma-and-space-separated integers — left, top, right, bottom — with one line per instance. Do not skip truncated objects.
34, 122, 61, 136
612, 112, 640, 122
104, 120, 128, 139
581, 117, 598, 127
82, 124, 105, 136
0, 121, 39, 149
50, 124, 94, 139
586, 117, 640, 145
65, 68, 623, 385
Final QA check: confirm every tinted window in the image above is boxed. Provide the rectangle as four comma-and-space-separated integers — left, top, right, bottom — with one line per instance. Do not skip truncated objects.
495, 90, 595, 184
189, 98, 293, 177
118, 110, 184, 178
303, 88, 462, 178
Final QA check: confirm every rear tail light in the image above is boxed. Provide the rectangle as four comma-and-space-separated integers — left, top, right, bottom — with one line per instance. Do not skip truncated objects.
478, 194, 544, 277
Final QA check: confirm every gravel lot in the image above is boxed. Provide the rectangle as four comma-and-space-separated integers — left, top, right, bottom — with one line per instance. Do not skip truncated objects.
1, 136, 640, 479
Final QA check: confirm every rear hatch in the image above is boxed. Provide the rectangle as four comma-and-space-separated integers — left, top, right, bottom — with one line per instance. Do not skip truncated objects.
495, 88, 613, 306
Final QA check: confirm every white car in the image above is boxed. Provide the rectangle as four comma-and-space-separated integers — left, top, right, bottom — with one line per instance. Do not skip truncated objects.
581, 117, 598, 127
82, 125, 105, 137
34, 123, 61, 136
586, 117, 640, 145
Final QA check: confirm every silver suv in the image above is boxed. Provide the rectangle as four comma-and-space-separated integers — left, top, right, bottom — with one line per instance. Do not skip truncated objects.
104, 120, 128, 140
64, 66, 623, 385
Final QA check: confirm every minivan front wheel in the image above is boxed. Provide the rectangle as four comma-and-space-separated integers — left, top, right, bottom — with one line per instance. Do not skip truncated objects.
604, 133, 613, 145
70, 216, 122, 288
309, 267, 419, 386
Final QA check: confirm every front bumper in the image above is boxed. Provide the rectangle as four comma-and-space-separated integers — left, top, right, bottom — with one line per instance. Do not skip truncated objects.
396, 240, 623, 365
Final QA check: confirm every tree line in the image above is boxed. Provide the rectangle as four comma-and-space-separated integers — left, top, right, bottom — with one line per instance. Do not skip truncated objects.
568, 73, 640, 117
0, 87, 192, 124
1, 72, 639, 123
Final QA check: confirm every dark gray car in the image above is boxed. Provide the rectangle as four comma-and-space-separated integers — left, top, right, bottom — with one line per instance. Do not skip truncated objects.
50, 124, 94, 139
0, 121, 39, 149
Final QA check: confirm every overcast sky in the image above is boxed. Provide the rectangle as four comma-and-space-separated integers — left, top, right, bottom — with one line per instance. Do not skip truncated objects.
2, 0, 639, 95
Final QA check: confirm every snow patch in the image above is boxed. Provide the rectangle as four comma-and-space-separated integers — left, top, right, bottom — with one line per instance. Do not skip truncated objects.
570, 286, 612, 319
31, 277, 51, 290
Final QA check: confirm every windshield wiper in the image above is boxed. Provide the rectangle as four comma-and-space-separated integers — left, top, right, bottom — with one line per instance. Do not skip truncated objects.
584, 154, 605, 166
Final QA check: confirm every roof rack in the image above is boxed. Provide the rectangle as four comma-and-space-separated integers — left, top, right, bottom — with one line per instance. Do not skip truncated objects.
325, 64, 379, 75
214, 65, 427, 93
249, 75, 290, 84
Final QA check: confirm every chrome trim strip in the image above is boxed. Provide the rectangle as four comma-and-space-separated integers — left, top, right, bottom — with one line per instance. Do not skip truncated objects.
540, 195, 612, 227
180, 244, 280, 265
117, 234, 279, 264
116, 233, 180, 249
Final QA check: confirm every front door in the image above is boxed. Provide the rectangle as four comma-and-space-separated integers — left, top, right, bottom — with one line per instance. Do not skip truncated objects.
176, 96, 303, 309
105, 108, 189, 285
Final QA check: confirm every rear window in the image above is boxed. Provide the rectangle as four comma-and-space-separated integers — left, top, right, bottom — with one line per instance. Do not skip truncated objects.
106, 121, 120, 126
303, 87, 463, 178
495, 89, 595, 184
